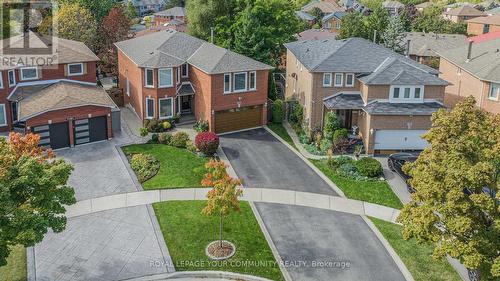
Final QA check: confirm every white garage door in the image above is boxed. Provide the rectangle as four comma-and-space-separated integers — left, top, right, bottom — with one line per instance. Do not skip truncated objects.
374, 130, 428, 150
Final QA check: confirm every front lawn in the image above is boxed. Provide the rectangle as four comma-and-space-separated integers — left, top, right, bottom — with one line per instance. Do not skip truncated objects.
122, 144, 209, 189
369, 217, 461, 281
311, 159, 403, 209
0, 245, 26, 281
153, 201, 284, 281
267, 123, 297, 150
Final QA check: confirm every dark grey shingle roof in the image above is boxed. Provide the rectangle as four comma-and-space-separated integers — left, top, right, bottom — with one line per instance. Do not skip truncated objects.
363, 101, 444, 115
154, 6, 185, 17
405, 32, 467, 57
323, 92, 364, 109
322, 11, 347, 22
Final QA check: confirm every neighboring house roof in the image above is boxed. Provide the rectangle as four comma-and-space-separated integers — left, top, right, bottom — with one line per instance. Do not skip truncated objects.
130, 0, 166, 6
486, 6, 500, 15
322, 11, 347, 22
363, 101, 444, 115
166, 18, 185, 25
415, 2, 432, 9
405, 32, 467, 57
284, 37, 446, 85
295, 11, 315, 21
444, 5, 484, 16
469, 30, 500, 43
382, 1, 405, 9
467, 14, 500, 25
134, 25, 171, 37
340, 0, 369, 13
323, 92, 364, 109
296, 29, 337, 41
154, 6, 185, 17
115, 29, 273, 74
436, 38, 500, 83
12, 81, 116, 121
301, 0, 343, 13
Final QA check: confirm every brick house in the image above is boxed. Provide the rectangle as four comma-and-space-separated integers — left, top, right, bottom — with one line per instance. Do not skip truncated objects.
467, 14, 500, 36
443, 6, 484, 23
321, 11, 346, 33
153, 7, 186, 26
115, 30, 273, 134
436, 38, 500, 114
284, 38, 449, 154
0, 35, 118, 149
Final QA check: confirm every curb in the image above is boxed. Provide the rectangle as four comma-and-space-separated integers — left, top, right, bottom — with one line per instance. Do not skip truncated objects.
122, 271, 275, 281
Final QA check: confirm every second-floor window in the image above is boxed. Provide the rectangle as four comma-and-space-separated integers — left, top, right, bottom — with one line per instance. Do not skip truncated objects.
67, 63, 84, 76
224, 71, 256, 93
345, 73, 354, 87
390, 85, 424, 103
323, 73, 332, 87
8, 70, 16, 86
249, 71, 256, 90
181, 63, 188, 78
489, 83, 499, 100
224, 73, 231, 93
234, 72, 247, 92
0, 71, 3, 89
158, 68, 173, 88
334, 73, 343, 87
20, 67, 38, 81
145, 68, 154, 87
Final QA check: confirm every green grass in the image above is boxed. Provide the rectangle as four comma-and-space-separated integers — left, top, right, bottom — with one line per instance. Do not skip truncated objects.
122, 144, 209, 189
369, 217, 461, 281
267, 123, 297, 150
310, 159, 403, 209
153, 201, 284, 281
0, 245, 26, 281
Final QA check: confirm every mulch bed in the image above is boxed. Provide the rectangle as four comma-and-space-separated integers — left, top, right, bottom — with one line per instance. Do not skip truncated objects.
206, 240, 235, 260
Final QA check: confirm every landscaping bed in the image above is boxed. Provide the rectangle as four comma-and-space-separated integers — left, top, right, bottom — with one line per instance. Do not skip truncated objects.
153, 201, 284, 281
0, 245, 27, 281
369, 217, 461, 281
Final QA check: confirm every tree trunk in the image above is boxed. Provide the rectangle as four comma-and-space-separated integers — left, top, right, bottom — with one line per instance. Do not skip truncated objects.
219, 212, 223, 248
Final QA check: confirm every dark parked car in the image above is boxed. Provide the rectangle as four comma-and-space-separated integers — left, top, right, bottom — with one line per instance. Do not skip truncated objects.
388, 153, 419, 193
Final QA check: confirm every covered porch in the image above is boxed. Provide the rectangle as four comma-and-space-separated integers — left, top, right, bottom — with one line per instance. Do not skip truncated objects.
176, 83, 196, 124
323, 92, 364, 135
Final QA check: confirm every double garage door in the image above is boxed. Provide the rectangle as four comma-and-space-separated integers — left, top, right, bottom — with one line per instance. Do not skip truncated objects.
373, 130, 428, 150
33, 116, 108, 149
214, 105, 263, 134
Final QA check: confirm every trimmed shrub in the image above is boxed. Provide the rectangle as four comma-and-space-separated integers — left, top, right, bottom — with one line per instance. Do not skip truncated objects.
332, 128, 348, 142
298, 133, 310, 144
339, 162, 357, 177
130, 153, 160, 183
195, 132, 220, 156
193, 119, 209, 133
323, 111, 341, 140
151, 133, 159, 143
139, 127, 148, 137
170, 132, 190, 148
320, 138, 332, 152
289, 102, 303, 124
162, 121, 172, 130
186, 140, 197, 153
272, 99, 284, 123
327, 155, 355, 169
356, 157, 383, 178
158, 132, 172, 144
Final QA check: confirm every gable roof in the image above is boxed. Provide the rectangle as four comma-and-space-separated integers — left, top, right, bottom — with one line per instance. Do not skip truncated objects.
405, 32, 467, 57
486, 6, 500, 15
444, 5, 484, 16
296, 11, 315, 21
436, 38, 500, 83
301, 0, 343, 13
467, 14, 500, 25
322, 11, 347, 22
115, 29, 273, 74
154, 6, 185, 17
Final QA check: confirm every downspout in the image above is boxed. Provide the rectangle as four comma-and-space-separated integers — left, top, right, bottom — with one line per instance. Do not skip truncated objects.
478, 81, 485, 109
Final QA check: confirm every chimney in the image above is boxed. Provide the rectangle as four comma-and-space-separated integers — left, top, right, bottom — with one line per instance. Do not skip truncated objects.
405, 39, 411, 58
466, 41, 473, 62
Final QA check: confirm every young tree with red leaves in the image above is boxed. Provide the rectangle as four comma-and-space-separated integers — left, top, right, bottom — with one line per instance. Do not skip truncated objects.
99, 6, 131, 76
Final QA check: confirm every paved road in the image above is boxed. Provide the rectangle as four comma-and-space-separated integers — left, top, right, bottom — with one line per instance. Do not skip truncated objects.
221, 129, 406, 281
221, 129, 337, 196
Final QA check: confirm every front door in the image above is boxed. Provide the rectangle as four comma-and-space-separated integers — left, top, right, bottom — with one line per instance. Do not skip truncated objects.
180, 95, 192, 114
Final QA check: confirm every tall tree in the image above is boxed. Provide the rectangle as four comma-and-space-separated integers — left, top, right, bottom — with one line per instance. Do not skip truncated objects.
232, 0, 301, 66
57, 0, 115, 23
365, 7, 390, 44
0, 133, 75, 266
382, 16, 406, 54
125, 1, 137, 19
337, 12, 369, 40
412, 4, 467, 35
52, 3, 97, 49
398, 97, 500, 280
99, 6, 131, 75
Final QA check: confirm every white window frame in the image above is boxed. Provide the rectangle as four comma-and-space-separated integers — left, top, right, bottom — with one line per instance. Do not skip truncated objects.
233, 72, 248, 93
223, 73, 232, 93
176, 67, 181, 85
0, 71, 3, 89
345, 73, 355, 87
158, 68, 173, 88
8, 70, 16, 86
181, 63, 188, 78
335, 21, 341, 29
489, 83, 499, 101
67, 63, 84, 76
20, 67, 38, 81
158, 97, 174, 119
0, 104, 7, 126
323, 73, 332, 87
146, 98, 155, 119
334, 73, 343, 87
145, 68, 154, 88
249, 71, 256, 91
389, 85, 424, 103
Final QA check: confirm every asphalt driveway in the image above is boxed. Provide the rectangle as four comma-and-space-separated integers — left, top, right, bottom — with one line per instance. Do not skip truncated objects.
220, 129, 337, 196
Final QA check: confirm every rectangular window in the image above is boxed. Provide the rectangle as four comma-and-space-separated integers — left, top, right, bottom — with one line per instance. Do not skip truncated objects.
8, 70, 16, 86
67, 63, 83, 76
323, 73, 332, 86
177, 67, 181, 85
0, 104, 6, 126
334, 73, 343, 87
224, 73, 231, 93
233, 72, 247, 92
181, 63, 188, 77
11, 102, 18, 122
145, 68, 154, 87
0, 71, 3, 89
158, 68, 173, 88
393, 87, 400, 98
414, 87, 421, 99
404, 87, 411, 98
249, 71, 256, 90
20, 67, 38, 80
159, 98, 173, 118
345, 73, 354, 87
146, 98, 154, 118
489, 83, 499, 100
335, 22, 341, 29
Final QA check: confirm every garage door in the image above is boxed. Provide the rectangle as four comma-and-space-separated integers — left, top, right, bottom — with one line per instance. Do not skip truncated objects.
214, 105, 262, 134
74, 116, 108, 145
33, 122, 70, 149
374, 130, 428, 150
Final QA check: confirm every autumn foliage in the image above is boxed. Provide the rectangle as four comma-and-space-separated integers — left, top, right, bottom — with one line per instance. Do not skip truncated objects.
195, 132, 220, 156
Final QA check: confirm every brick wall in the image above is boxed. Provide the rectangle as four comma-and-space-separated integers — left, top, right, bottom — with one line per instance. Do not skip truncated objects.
467, 22, 500, 36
